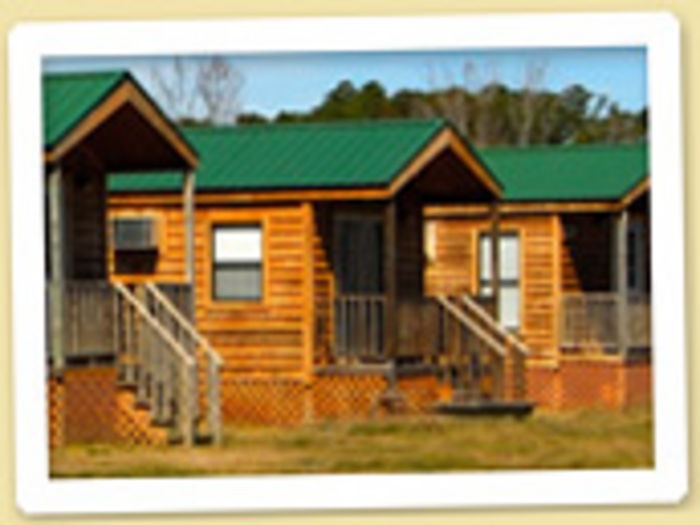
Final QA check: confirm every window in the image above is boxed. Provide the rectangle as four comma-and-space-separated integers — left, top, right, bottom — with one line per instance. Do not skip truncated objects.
113, 217, 157, 250
479, 233, 521, 330
212, 224, 263, 301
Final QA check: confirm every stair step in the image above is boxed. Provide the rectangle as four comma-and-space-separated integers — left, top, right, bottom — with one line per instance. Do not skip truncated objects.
148, 414, 175, 427
194, 432, 216, 446
433, 399, 535, 417
133, 399, 151, 410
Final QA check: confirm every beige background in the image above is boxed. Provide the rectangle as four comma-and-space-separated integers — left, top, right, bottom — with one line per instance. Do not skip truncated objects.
0, 1, 695, 522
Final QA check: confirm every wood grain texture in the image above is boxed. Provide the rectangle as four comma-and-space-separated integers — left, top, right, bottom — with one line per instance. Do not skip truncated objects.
425, 213, 559, 359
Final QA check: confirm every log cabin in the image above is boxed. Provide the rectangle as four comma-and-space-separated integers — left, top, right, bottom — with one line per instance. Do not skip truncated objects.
424, 144, 651, 409
45, 69, 650, 449
107, 119, 535, 427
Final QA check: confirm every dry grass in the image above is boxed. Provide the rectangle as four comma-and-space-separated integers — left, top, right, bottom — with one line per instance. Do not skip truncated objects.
50, 406, 653, 477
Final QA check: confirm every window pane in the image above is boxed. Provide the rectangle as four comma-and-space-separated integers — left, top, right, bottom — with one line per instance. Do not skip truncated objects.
215, 227, 262, 262
215, 265, 262, 300
500, 235, 520, 280
114, 218, 153, 248
500, 285, 520, 330
480, 234, 520, 280
479, 236, 492, 281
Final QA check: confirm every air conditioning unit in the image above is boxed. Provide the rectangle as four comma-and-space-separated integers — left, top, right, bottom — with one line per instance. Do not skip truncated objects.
112, 217, 157, 251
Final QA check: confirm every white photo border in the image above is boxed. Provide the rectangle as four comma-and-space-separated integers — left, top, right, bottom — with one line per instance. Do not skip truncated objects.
9, 12, 686, 515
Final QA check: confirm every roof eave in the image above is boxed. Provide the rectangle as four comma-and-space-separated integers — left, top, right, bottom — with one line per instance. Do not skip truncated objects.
45, 74, 198, 170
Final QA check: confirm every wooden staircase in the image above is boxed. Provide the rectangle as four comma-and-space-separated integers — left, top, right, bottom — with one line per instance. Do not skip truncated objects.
431, 294, 533, 416
112, 282, 223, 445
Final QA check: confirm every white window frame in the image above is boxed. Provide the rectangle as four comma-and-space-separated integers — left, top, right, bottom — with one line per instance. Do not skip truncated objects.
211, 224, 263, 301
478, 232, 521, 331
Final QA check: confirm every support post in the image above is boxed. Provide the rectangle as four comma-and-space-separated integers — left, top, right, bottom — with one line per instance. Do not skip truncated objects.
302, 202, 316, 423
616, 209, 629, 359
182, 170, 197, 439
384, 200, 397, 358
48, 165, 65, 374
183, 170, 195, 286
489, 201, 501, 322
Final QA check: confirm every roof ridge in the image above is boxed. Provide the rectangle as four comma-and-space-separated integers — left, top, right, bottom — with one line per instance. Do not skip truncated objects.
182, 117, 446, 134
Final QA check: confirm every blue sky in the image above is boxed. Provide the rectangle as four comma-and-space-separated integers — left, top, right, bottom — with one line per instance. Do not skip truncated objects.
45, 47, 646, 119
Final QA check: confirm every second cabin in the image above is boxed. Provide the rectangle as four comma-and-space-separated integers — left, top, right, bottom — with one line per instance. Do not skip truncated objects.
108, 119, 530, 424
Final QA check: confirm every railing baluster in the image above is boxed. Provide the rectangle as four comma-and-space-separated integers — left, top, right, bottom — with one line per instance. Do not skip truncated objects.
333, 294, 387, 362
137, 282, 222, 445
560, 292, 650, 355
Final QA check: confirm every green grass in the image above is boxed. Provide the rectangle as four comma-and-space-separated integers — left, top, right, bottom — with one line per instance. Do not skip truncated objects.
50, 406, 653, 477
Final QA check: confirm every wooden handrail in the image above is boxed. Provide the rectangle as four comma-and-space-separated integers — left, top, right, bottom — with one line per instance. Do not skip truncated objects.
113, 283, 196, 367
435, 295, 506, 357
459, 294, 531, 356
144, 282, 223, 445
144, 282, 223, 366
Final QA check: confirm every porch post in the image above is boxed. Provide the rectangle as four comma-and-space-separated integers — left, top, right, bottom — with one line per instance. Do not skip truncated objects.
183, 170, 196, 317
616, 209, 629, 359
384, 200, 397, 358
489, 201, 501, 321
48, 165, 66, 374
183, 170, 195, 283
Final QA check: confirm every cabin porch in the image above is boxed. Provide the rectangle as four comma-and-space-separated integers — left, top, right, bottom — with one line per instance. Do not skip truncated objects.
44, 72, 222, 446
309, 151, 530, 406
559, 193, 651, 360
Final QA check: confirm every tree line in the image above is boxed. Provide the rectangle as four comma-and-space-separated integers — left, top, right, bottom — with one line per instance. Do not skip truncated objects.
236, 79, 646, 147
150, 58, 646, 146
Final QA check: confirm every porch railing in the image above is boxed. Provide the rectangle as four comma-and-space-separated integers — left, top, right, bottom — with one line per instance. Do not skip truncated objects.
142, 283, 223, 445
334, 294, 386, 361
331, 291, 529, 402
560, 292, 651, 354
113, 283, 197, 445
157, 283, 195, 322
46, 279, 219, 445
46, 280, 118, 364
434, 295, 529, 401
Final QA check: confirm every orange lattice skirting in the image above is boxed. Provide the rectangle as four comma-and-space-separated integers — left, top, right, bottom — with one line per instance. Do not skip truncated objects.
526, 358, 652, 410
219, 366, 450, 426
47, 367, 168, 448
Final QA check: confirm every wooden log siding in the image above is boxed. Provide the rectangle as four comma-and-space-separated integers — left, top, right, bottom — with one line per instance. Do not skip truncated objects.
108, 195, 312, 379
311, 203, 335, 365
195, 205, 309, 378
425, 214, 559, 360
424, 219, 476, 296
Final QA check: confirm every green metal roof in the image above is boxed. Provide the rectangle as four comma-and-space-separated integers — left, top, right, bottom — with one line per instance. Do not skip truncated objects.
108, 119, 448, 192
43, 71, 128, 146
109, 121, 648, 201
480, 143, 648, 201
45, 72, 647, 201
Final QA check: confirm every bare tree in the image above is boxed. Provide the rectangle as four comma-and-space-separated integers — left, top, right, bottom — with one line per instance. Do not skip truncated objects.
518, 60, 547, 146
150, 56, 244, 125
417, 59, 482, 139
196, 57, 244, 124
150, 57, 198, 122
473, 60, 500, 146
